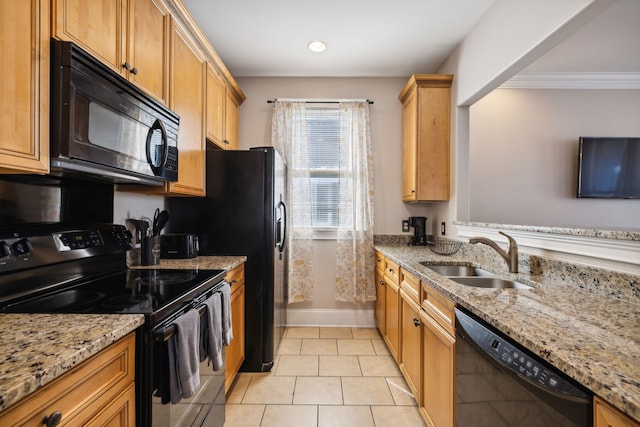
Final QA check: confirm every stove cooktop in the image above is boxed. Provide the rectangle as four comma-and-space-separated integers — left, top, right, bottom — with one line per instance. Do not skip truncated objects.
1, 268, 226, 318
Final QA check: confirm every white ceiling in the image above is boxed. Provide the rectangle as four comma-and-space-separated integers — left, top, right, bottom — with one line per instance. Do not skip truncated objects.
182, 0, 640, 78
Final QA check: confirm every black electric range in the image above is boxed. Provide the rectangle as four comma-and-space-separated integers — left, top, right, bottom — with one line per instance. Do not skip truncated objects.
0, 223, 227, 427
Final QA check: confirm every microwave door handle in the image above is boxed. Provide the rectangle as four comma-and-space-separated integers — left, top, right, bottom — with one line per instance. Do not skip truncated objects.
146, 119, 169, 175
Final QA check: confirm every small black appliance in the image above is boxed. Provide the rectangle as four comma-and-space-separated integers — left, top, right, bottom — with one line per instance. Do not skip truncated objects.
408, 216, 427, 246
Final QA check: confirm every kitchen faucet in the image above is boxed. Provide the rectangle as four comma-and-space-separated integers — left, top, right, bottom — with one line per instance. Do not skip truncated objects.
469, 231, 519, 273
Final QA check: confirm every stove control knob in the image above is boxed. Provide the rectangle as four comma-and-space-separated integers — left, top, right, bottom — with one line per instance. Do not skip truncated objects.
12, 238, 33, 256
0, 241, 11, 258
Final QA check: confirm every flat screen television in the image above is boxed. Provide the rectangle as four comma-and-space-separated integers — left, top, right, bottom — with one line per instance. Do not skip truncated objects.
577, 137, 640, 199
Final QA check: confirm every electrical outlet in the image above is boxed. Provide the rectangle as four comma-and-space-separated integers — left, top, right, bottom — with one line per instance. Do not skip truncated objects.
402, 220, 410, 232
441, 221, 446, 236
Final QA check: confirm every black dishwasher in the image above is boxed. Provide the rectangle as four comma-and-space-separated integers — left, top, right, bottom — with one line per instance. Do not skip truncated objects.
455, 307, 593, 427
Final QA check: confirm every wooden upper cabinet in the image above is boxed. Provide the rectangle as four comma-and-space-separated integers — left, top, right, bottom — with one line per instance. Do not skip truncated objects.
206, 65, 243, 150
398, 74, 453, 202
52, 0, 170, 104
206, 65, 226, 148
0, 0, 50, 174
167, 21, 205, 196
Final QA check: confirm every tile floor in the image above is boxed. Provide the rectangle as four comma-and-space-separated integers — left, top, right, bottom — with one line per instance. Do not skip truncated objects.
224, 327, 427, 427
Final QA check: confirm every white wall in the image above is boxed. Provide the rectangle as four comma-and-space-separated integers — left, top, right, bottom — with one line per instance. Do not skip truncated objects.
236, 77, 435, 323
469, 88, 640, 229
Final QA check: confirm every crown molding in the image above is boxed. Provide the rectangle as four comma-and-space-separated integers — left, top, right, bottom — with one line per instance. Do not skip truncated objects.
500, 72, 640, 90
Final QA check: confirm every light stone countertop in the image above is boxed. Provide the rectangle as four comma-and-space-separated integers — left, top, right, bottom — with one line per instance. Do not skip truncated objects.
0, 313, 144, 412
375, 243, 640, 423
0, 255, 246, 413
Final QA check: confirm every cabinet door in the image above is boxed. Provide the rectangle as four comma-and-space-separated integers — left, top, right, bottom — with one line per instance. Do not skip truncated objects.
401, 87, 418, 201
168, 22, 205, 196
128, 0, 169, 103
224, 90, 240, 150
206, 66, 226, 148
52, 0, 125, 73
225, 271, 245, 393
0, 0, 50, 174
594, 396, 640, 427
400, 290, 421, 401
421, 309, 455, 427
85, 383, 136, 427
384, 278, 400, 363
374, 266, 386, 335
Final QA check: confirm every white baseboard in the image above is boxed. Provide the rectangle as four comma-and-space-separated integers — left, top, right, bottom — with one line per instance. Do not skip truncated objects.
286, 308, 376, 328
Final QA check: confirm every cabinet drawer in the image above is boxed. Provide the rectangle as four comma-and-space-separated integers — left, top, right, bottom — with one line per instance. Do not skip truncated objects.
594, 396, 640, 427
400, 268, 420, 304
226, 264, 245, 289
384, 258, 400, 284
0, 333, 135, 426
422, 282, 455, 335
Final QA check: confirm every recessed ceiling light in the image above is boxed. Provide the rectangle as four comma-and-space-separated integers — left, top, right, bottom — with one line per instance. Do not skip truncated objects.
308, 41, 327, 53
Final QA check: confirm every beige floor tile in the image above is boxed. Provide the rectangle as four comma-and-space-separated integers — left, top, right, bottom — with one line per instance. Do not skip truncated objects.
277, 338, 302, 355
318, 355, 362, 377
261, 405, 318, 427
337, 339, 376, 355
294, 376, 343, 405
351, 328, 381, 339
318, 405, 375, 427
386, 376, 418, 406
276, 355, 319, 376
370, 405, 426, 427
371, 339, 391, 355
242, 376, 296, 404
319, 327, 353, 339
286, 327, 320, 338
300, 338, 338, 355
223, 404, 265, 427
226, 373, 252, 403
359, 355, 402, 376
342, 377, 395, 405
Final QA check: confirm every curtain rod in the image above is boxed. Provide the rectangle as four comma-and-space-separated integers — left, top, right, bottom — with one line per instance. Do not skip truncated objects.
267, 98, 374, 105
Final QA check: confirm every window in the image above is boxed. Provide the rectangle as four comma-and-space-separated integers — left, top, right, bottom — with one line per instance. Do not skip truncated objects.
306, 107, 340, 228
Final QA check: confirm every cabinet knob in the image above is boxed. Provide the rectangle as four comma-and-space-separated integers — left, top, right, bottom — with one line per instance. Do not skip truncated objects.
411, 189, 416, 194
122, 61, 132, 71
43, 411, 62, 427
388, 268, 394, 274
413, 317, 420, 327
379, 280, 385, 286
131, 67, 138, 75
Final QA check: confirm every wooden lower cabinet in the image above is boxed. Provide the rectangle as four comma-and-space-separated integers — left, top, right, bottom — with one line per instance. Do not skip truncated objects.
400, 288, 422, 401
0, 333, 136, 427
383, 275, 400, 363
420, 309, 455, 427
594, 396, 640, 427
225, 264, 245, 393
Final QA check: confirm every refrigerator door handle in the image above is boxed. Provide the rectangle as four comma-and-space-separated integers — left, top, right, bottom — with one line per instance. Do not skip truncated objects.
277, 200, 287, 253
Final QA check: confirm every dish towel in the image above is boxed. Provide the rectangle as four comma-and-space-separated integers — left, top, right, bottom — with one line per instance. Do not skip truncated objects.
202, 292, 223, 371
221, 281, 233, 346
167, 308, 201, 403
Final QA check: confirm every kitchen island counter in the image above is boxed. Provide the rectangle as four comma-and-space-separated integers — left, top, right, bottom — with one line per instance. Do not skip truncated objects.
375, 242, 640, 423
0, 313, 144, 412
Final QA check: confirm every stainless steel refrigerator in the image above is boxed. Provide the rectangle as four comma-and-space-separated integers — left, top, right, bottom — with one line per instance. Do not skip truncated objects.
167, 146, 287, 372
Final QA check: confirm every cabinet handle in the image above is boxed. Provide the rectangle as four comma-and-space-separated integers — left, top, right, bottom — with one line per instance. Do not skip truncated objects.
230, 279, 238, 286
131, 67, 138, 75
411, 189, 416, 194
122, 61, 132, 71
388, 268, 394, 274
43, 411, 62, 427
224, 139, 230, 145
379, 280, 385, 286
413, 317, 420, 327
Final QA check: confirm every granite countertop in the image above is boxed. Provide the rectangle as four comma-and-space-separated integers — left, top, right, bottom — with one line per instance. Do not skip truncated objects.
0, 313, 144, 412
0, 255, 246, 413
375, 243, 640, 423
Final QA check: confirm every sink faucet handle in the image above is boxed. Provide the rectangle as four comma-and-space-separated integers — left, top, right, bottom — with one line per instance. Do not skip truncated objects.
498, 231, 517, 249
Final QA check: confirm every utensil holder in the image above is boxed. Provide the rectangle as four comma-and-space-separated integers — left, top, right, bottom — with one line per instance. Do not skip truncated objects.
141, 236, 161, 266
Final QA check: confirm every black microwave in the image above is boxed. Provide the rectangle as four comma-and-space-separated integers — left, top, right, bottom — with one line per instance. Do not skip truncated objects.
50, 40, 179, 186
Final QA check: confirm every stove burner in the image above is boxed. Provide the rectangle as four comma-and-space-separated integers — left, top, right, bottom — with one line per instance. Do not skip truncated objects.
136, 271, 198, 287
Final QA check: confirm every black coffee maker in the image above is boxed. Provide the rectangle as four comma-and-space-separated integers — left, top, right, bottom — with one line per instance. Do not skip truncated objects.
408, 216, 427, 246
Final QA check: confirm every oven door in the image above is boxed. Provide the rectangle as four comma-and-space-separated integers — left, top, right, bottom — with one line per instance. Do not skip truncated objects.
149, 310, 225, 427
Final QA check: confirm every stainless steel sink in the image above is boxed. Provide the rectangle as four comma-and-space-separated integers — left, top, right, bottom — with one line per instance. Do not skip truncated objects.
449, 277, 533, 290
420, 263, 495, 277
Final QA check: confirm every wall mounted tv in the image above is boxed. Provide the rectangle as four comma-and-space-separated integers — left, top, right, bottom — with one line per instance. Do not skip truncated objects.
577, 137, 640, 199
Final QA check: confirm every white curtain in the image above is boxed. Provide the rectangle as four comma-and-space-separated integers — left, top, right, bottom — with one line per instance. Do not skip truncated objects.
334, 101, 375, 303
271, 101, 315, 302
